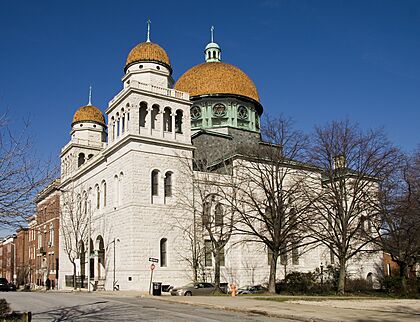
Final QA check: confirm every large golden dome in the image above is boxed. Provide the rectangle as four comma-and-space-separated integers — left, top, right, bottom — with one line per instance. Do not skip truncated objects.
72, 105, 105, 126
125, 42, 171, 70
174, 62, 259, 103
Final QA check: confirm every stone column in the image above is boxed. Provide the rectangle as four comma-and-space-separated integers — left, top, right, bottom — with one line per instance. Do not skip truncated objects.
159, 110, 164, 138
147, 107, 152, 136
171, 112, 176, 140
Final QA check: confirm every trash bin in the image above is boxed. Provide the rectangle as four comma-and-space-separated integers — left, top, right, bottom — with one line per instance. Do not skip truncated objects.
152, 282, 162, 296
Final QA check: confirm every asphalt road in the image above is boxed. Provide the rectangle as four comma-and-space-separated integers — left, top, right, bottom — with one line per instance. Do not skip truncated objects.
0, 292, 289, 321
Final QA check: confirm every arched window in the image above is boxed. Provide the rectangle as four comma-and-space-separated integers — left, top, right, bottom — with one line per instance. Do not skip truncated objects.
139, 102, 148, 128
38, 232, 42, 249
163, 107, 172, 132
215, 203, 223, 226
114, 175, 119, 206
151, 170, 159, 196
203, 201, 211, 226
175, 110, 183, 134
121, 114, 125, 134
49, 224, 54, 247
213, 51, 216, 58
164, 172, 172, 197
119, 172, 124, 205
78, 153, 85, 167
160, 238, 167, 267
116, 116, 120, 137
102, 181, 107, 207
112, 117, 115, 140
151, 105, 159, 130
83, 191, 88, 215
96, 185, 100, 209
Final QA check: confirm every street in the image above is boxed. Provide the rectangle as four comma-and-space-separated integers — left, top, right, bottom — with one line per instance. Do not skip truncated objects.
0, 292, 288, 322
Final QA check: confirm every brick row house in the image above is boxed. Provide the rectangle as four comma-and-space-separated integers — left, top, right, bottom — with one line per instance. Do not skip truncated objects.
29, 179, 60, 288
0, 179, 60, 289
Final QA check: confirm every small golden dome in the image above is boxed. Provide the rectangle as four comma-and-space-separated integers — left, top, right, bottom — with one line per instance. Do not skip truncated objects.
174, 62, 259, 103
125, 42, 171, 70
72, 105, 105, 126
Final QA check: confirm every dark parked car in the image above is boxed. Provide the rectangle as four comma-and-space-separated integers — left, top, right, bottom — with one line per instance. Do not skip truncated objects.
171, 282, 216, 296
0, 278, 16, 292
237, 284, 268, 295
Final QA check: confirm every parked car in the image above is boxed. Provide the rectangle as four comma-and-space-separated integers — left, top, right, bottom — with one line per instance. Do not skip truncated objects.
171, 282, 216, 296
0, 278, 16, 292
237, 284, 268, 295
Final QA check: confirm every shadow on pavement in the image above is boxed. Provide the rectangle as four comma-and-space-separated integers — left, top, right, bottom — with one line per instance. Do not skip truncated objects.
34, 300, 141, 321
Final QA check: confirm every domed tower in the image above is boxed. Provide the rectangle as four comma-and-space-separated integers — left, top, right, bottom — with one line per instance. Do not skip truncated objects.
107, 21, 191, 147
174, 28, 262, 163
123, 20, 173, 89
61, 89, 107, 178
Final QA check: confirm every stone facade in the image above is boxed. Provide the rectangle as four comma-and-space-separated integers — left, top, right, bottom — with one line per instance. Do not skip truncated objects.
55, 35, 382, 292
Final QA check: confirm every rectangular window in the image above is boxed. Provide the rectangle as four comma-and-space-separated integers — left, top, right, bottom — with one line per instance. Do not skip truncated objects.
204, 240, 212, 267
219, 246, 225, 267
103, 182, 107, 207
160, 238, 167, 267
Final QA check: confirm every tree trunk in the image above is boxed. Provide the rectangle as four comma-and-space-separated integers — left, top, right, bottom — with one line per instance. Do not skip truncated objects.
399, 262, 408, 293
192, 258, 198, 283
268, 250, 279, 294
72, 262, 77, 290
337, 257, 346, 295
214, 249, 221, 292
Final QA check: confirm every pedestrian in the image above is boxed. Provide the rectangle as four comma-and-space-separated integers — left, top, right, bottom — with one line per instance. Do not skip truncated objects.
45, 278, 51, 291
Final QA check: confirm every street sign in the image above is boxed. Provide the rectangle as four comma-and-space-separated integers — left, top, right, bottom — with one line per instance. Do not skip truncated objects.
149, 257, 159, 263
150, 263, 156, 271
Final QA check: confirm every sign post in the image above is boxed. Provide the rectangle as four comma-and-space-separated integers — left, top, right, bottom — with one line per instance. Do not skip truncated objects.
149, 263, 156, 295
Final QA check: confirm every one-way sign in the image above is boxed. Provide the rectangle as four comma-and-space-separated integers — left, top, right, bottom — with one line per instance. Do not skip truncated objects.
149, 257, 159, 263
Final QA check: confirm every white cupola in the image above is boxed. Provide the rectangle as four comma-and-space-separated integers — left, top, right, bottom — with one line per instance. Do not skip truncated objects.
204, 26, 221, 62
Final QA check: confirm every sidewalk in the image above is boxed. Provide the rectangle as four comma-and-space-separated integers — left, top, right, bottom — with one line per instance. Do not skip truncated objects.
153, 295, 420, 322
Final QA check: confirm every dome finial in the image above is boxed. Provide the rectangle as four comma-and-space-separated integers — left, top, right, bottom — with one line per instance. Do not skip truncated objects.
205, 26, 221, 63
146, 19, 151, 43
88, 85, 92, 106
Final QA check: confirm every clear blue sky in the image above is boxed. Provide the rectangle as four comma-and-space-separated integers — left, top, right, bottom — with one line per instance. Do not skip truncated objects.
0, 0, 419, 164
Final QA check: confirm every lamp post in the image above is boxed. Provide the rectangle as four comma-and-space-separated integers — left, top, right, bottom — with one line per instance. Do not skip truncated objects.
320, 262, 324, 285
110, 238, 120, 291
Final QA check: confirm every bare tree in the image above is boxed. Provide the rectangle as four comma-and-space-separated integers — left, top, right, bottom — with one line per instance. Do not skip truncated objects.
60, 183, 90, 289
172, 214, 205, 283
226, 116, 316, 293
308, 119, 399, 294
374, 148, 420, 291
175, 151, 235, 291
0, 115, 53, 228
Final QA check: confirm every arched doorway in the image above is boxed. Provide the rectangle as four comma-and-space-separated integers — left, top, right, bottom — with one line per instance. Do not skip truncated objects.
80, 241, 86, 288
89, 239, 94, 279
96, 236, 105, 280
